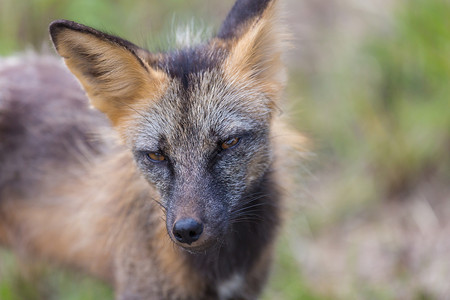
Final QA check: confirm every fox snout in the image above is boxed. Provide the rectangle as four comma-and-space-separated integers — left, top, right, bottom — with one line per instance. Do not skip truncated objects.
164, 177, 230, 251
166, 200, 228, 251
168, 215, 219, 251
172, 218, 203, 245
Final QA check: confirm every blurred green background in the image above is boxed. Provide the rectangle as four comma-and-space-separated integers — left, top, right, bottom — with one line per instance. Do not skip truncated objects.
0, 0, 449, 299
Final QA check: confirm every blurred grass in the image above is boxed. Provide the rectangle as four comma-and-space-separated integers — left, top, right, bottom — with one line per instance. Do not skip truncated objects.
292, 0, 450, 218
262, 237, 331, 300
1, 0, 449, 299
0, 249, 112, 300
0, 0, 232, 55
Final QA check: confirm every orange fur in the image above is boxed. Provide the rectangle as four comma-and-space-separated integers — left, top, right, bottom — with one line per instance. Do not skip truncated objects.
222, 1, 287, 103
54, 30, 170, 131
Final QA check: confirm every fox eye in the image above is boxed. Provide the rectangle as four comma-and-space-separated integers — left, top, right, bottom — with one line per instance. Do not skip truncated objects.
221, 137, 240, 150
147, 152, 166, 162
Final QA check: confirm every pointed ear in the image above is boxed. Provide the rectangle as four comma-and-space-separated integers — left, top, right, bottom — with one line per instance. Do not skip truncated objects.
217, 0, 287, 101
49, 20, 168, 126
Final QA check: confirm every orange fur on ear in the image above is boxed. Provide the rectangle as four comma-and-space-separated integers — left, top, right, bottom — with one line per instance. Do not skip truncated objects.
50, 20, 168, 126
220, 1, 288, 102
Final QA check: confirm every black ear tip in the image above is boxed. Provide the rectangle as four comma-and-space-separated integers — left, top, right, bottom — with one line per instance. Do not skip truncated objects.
49, 19, 71, 41
217, 0, 274, 40
49, 19, 72, 31
49, 20, 87, 41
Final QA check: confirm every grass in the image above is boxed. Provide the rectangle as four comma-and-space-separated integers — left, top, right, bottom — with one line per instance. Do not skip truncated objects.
294, 0, 450, 205
0, 250, 112, 300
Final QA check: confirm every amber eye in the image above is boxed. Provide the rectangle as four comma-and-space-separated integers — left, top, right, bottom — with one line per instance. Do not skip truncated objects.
147, 152, 165, 162
221, 137, 240, 150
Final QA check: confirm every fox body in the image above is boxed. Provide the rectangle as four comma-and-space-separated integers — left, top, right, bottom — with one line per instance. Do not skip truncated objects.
0, 0, 302, 299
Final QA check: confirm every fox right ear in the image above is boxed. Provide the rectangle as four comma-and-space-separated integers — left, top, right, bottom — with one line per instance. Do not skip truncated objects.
216, 0, 287, 102
49, 20, 168, 126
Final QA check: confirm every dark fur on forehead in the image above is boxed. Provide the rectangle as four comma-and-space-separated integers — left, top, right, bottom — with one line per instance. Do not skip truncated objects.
155, 46, 227, 89
217, 0, 274, 40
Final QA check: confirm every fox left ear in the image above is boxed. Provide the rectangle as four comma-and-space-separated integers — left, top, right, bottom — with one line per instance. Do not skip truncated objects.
216, 0, 287, 101
49, 20, 168, 126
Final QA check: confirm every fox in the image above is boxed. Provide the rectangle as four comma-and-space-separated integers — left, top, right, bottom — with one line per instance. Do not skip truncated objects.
0, 0, 304, 299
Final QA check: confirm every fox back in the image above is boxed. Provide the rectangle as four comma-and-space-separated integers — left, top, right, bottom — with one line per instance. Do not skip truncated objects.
0, 0, 303, 299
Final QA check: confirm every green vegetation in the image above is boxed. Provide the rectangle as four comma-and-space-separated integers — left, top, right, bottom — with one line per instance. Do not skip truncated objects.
0, 249, 112, 300
294, 0, 449, 228
1, 0, 448, 299
0, 0, 230, 55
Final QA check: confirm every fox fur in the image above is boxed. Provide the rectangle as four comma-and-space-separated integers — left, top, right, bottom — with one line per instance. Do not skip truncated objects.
0, 0, 305, 299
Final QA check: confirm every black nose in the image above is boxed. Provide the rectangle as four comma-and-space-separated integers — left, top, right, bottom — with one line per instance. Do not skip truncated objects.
172, 218, 203, 245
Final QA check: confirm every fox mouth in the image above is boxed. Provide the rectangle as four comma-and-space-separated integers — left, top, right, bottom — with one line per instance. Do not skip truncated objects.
176, 238, 219, 253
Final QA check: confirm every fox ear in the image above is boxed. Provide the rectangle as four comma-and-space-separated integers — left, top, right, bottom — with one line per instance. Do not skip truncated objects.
217, 0, 286, 101
49, 20, 167, 126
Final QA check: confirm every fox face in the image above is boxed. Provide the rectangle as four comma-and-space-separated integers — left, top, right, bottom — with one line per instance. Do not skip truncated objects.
50, 0, 284, 251
130, 61, 273, 250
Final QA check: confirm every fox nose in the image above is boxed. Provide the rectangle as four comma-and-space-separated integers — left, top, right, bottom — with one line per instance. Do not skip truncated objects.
172, 218, 203, 245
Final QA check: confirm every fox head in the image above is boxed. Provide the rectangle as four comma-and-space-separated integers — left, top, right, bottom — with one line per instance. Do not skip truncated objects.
50, 0, 286, 251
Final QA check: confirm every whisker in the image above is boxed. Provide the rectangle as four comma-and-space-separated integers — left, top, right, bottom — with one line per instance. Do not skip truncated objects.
230, 213, 265, 222
152, 199, 167, 212
231, 202, 267, 215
